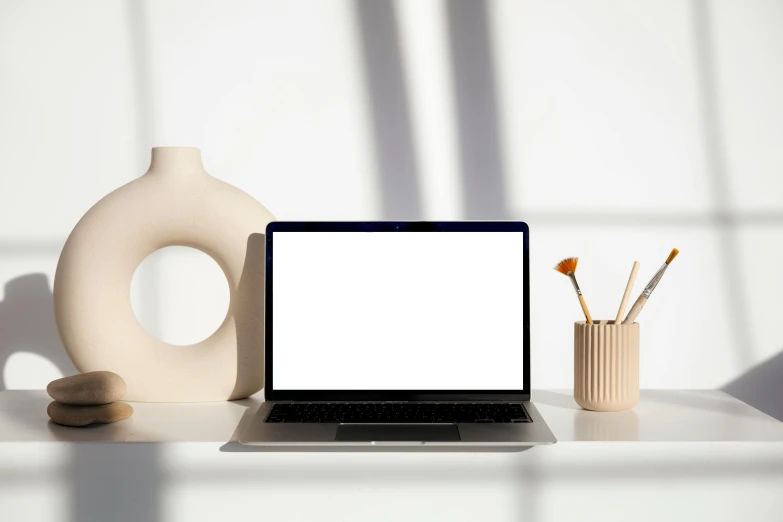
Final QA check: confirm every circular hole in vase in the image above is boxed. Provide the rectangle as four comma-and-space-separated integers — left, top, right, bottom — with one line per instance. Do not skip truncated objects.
130, 246, 230, 346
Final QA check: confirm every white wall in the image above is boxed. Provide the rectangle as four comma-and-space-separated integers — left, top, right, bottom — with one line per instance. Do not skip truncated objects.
1, 1, 782, 400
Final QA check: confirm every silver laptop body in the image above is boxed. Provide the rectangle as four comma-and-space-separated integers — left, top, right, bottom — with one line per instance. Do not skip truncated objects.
240, 221, 556, 447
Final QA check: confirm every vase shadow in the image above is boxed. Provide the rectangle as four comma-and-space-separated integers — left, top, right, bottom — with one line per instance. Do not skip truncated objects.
232, 232, 267, 399
0, 273, 77, 390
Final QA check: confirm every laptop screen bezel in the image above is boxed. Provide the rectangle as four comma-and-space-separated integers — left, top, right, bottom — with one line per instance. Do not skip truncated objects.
263, 221, 530, 402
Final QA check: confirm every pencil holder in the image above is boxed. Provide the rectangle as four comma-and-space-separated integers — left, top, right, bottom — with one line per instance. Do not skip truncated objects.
574, 321, 639, 412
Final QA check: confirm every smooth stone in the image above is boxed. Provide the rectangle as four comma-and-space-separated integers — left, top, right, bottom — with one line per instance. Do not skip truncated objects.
47, 401, 133, 427
47, 371, 127, 405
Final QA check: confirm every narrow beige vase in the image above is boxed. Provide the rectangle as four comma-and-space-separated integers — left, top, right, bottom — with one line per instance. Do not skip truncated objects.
53, 147, 275, 402
574, 320, 640, 412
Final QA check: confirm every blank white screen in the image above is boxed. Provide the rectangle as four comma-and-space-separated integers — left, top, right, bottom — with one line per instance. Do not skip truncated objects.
272, 231, 525, 390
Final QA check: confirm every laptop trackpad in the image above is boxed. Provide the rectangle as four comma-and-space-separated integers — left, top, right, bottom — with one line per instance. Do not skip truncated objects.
335, 424, 461, 442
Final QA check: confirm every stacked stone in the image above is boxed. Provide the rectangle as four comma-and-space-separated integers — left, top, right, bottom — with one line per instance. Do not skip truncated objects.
46, 371, 133, 427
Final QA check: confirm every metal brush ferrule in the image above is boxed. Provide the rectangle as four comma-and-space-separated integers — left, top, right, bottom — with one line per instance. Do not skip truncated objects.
568, 272, 582, 295
642, 263, 668, 298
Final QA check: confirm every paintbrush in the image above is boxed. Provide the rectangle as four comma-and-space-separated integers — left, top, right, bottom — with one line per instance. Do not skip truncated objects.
615, 261, 640, 324
554, 257, 593, 324
623, 249, 679, 324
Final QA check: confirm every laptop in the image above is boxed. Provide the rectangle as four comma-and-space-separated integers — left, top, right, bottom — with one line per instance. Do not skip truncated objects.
240, 221, 556, 447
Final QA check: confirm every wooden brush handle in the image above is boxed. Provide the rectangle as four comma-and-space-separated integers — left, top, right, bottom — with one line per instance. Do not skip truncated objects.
615, 261, 640, 324
623, 295, 647, 324
578, 294, 594, 324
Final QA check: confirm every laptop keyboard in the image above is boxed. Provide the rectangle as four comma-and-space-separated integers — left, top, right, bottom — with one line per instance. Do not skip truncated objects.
265, 403, 531, 424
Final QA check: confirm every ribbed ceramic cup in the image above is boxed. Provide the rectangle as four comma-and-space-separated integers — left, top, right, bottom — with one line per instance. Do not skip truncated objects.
574, 320, 640, 412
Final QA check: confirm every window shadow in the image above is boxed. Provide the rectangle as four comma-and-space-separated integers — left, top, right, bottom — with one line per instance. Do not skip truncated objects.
353, 0, 422, 220
69, 443, 161, 522
446, 0, 509, 220
352, 0, 511, 222
691, 0, 754, 369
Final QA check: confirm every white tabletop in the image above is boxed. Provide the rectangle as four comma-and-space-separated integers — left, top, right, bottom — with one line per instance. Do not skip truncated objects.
3, 390, 783, 522
1, 389, 781, 444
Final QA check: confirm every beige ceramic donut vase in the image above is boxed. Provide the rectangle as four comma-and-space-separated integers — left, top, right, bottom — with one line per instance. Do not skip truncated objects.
54, 147, 274, 402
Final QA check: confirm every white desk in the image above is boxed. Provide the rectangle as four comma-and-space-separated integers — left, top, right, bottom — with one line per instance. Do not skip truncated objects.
2, 390, 782, 522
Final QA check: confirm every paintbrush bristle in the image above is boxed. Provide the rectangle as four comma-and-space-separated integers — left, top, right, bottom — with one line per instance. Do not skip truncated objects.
554, 257, 578, 275
666, 248, 679, 265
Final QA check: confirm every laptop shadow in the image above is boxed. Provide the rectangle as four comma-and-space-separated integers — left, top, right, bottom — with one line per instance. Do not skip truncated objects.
219, 442, 534, 453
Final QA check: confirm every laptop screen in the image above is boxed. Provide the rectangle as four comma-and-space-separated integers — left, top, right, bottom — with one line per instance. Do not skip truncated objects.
267, 223, 528, 398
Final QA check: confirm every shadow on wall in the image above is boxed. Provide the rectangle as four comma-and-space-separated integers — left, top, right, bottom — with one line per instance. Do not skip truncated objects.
352, 0, 510, 221
723, 350, 783, 423
353, 0, 422, 220
0, 273, 77, 390
689, 0, 782, 423
446, 0, 508, 220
